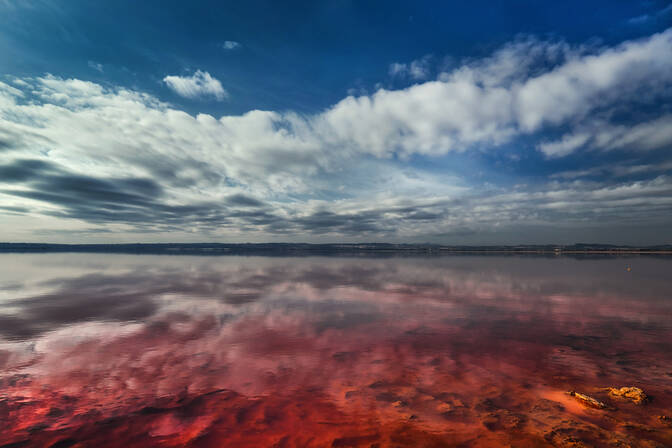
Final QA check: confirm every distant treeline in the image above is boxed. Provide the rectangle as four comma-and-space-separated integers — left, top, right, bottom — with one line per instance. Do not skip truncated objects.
0, 242, 671, 257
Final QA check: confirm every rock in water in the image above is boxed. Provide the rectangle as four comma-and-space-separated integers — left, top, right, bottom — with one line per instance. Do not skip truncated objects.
607, 387, 648, 404
567, 391, 607, 409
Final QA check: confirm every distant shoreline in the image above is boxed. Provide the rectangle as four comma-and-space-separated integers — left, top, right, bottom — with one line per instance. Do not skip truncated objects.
1, 243, 671, 257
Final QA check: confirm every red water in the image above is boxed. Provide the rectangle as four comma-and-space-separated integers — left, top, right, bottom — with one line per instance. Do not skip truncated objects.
0, 255, 671, 447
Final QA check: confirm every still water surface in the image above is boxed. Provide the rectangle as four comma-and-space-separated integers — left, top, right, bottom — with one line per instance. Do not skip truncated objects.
1, 254, 671, 447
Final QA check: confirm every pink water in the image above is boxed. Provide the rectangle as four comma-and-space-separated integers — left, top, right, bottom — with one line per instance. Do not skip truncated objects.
1, 255, 671, 447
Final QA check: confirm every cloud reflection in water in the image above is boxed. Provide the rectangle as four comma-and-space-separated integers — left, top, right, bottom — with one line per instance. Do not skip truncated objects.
1, 255, 671, 447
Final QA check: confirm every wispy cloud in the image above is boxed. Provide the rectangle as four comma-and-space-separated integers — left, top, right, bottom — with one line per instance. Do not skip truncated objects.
389, 55, 432, 80
163, 70, 228, 101
221, 40, 241, 50
539, 115, 672, 157
628, 14, 651, 25
628, 3, 672, 25
88, 61, 103, 72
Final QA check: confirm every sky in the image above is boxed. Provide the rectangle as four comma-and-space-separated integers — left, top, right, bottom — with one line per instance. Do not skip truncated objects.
1, 0, 672, 245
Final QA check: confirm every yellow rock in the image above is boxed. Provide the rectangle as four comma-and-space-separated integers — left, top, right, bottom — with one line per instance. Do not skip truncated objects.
607, 386, 648, 404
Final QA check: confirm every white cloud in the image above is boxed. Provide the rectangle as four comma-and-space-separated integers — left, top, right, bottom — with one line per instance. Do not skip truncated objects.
551, 161, 672, 180
0, 80, 23, 97
333, 29, 672, 157
628, 3, 672, 25
221, 40, 241, 50
592, 115, 672, 151
388, 62, 406, 77
389, 55, 432, 80
539, 115, 672, 157
163, 70, 228, 101
513, 31, 672, 132
538, 133, 590, 157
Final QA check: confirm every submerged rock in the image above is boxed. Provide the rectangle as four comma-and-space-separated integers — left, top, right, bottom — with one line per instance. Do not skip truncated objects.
567, 391, 607, 409
607, 386, 648, 404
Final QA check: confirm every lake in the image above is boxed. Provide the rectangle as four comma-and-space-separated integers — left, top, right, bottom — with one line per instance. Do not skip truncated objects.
1, 254, 671, 447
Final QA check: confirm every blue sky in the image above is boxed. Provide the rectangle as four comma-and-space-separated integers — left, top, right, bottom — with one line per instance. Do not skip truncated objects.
1, 0, 672, 244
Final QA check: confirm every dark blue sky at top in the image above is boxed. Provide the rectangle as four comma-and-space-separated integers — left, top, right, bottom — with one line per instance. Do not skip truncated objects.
3, 0, 669, 116
1, 0, 672, 243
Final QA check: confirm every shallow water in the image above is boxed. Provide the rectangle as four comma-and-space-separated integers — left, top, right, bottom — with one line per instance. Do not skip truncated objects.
0, 254, 671, 447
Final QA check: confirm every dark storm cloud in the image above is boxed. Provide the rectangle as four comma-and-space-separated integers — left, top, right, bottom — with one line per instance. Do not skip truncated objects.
0, 158, 293, 233
36, 174, 162, 206
0, 158, 56, 181
0, 158, 163, 204
403, 210, 444, 221
141, 156, 225, 189
294, 210, 387, 234
225, 193, 266, 207
0, 158, 234, 229
285, 204, 453, 236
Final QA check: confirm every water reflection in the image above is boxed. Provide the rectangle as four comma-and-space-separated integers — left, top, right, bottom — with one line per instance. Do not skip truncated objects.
1, 255, 671, 447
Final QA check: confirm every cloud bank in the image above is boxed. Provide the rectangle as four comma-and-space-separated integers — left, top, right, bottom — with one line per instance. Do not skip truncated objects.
1, 29, 672, 242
